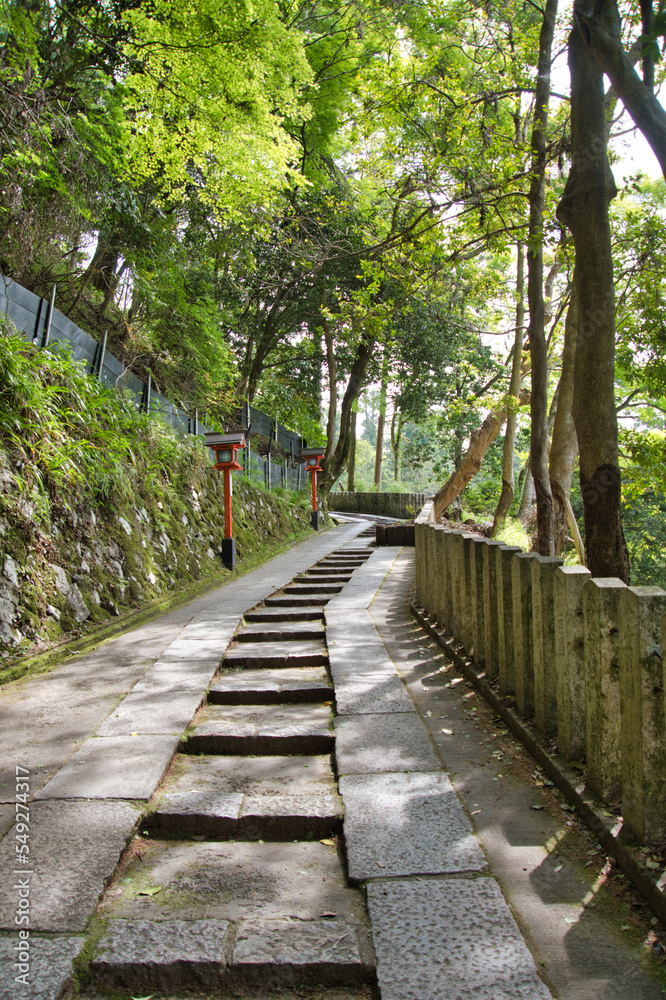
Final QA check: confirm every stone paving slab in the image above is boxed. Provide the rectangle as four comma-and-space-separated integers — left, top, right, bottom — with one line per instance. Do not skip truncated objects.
334, 674, 415, 715
90, 918, 231, 992
223, 639, 328, 668
125, 657, 219, 691
339, 772, 486, 881
0, 806, 14, 839
186, 704, 334, 755
334, 715, 440, 775
157, 637, 229, 662
96, 688, 205, 736
35, 734, 180, 800
176, 618, 239, 641
238, 620, 325, 641
160, 752, 336, 797
366, 878, 552, 999
0, 800, 138, 931
0, 934, 85, 1000
285, 583, 344, 595
232, 918, 372, 986
209, 667, 332, 704
98, 841, 366, 925
328, 649, 396, 678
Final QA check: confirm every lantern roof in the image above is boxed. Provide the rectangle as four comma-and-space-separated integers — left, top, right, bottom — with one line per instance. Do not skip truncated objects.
205, 432, 246, 449
302, 446, 325, 458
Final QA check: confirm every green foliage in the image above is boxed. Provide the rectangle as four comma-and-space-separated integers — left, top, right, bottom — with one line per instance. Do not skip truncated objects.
0, 320, 209, 522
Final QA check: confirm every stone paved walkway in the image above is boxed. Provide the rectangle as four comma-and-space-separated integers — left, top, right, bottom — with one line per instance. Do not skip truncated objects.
3, 521, 657, 1000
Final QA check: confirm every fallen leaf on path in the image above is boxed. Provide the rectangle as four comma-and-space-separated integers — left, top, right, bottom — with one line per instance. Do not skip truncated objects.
320, 839, 336, 846
553, 864, 563, 873
441, 728, 453, 735
137, 887, 162, 896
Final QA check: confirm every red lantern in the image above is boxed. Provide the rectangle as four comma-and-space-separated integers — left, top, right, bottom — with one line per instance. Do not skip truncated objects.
205, 432, 246, 568
302, 447, 325, 530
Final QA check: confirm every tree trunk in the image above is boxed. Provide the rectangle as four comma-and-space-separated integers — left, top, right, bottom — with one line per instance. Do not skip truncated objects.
433, 407, 507, 521
347, 407, 357, 491
320, 332, 376, 491
549, 286, 579, 554
323, 317, 337, 466
518, 465, 536, 523
391, 409, 404, 481
492, 240, 525, 536
556, 12, 630, 581
577, 0, 666, 179
374, 348, 389, 489
527, 0, 558, 556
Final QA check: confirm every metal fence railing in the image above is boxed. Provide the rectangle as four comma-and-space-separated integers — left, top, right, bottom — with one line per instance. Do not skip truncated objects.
0, 274, 311, 491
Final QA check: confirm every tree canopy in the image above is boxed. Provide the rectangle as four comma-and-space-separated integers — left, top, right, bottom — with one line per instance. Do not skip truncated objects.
2, 0, 666, 581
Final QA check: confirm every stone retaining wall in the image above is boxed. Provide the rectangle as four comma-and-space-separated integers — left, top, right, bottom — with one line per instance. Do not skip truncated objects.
414, 520, 666, 846
330, 492, 430, 520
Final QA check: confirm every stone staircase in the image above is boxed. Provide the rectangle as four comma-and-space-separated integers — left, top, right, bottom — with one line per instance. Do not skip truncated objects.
88, 538, 378, 994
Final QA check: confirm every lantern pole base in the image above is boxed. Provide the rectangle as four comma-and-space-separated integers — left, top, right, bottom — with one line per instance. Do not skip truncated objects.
222, 537, 236, 570
310, 510, 320, 531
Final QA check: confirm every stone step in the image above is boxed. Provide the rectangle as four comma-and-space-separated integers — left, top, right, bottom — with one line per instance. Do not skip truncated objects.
184, 703, 334, 755
90, 916, 374, 992
209, 666, 332, 704
305, 567, 354, 577
148, 790, 343, 840
148, 753, 341, 838
265, 594, 330, 607
236, 620, 325, 642
244, 606, 325, 622
283, 583, 344, 596
222, 639, 328, 669
293, 574, 352, 585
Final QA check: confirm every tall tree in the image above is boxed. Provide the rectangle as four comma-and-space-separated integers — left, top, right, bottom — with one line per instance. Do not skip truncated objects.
556, 7, 631, 580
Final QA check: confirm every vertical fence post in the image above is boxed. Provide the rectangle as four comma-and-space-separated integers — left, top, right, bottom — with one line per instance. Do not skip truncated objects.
512, 552, 540, 718
92, 329, 108, 379
583, 578, 626, 802
531, 555, 563, 734
619, 586, 666, 844
470, 537, 486, 667
553, 566, 590, 759
497, 545, 522, 696
41, 283, 56, 348
436, 528, 452, 632
141, 373, 152, 414
482, 540, 506, 681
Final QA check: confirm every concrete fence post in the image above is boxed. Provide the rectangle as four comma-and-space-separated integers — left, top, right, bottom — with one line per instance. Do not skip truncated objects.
483, 540, 506, 681
460, 535, 475, 653
531, 555, 563, 735
512, 552, 541, 718
435, 527, 451, 631
619, 586, 666, 844
426, 525, 446, 623
449, 532, 465, 645
415, 523, 428, 608
470, 538, 486, 667
553, 566, 590, 760
497, 545, 522, 696
583, 578, 626, 803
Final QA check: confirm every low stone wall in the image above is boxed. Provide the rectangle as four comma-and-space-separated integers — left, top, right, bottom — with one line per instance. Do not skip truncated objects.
414, 521, 666, 846
330, 491, 430, 520
0, 474, 313, 664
